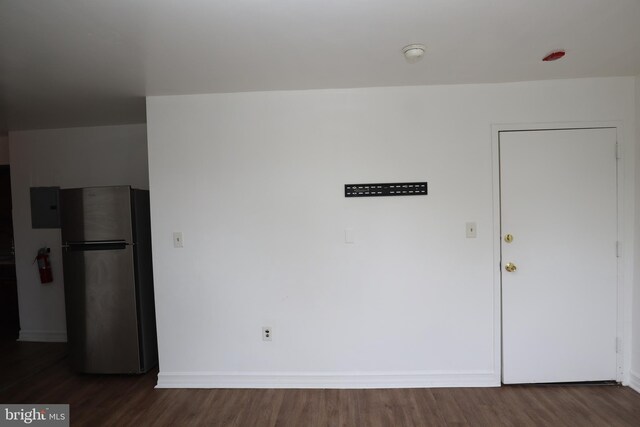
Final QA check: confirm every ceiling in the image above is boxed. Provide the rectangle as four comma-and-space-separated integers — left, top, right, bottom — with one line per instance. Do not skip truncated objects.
1, 0, 640, 132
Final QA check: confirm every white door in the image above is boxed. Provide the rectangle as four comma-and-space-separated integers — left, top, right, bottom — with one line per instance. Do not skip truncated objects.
501, 128, 618, 384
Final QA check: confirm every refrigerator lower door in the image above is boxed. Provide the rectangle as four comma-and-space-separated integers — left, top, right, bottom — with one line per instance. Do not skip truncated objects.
63, 245, 141, 373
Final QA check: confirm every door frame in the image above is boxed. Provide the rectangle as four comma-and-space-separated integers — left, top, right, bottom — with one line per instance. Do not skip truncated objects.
491, 121, 628, 384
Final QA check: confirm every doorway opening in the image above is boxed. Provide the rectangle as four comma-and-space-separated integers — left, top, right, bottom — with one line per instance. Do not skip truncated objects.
0, 165, 19, 340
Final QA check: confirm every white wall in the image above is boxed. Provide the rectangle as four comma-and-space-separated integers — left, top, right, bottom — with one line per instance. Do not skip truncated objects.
9, 124, 149, 342
147, 77, 636, 388
633, 76, 640, 393
0, 135, 9, 165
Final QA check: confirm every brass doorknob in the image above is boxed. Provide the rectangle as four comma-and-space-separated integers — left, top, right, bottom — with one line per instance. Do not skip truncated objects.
505, 262, 517, 273
504, 234, 513, 243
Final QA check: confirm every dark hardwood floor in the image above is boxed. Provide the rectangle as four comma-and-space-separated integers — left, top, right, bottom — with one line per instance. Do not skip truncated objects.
1, 341, 639, 426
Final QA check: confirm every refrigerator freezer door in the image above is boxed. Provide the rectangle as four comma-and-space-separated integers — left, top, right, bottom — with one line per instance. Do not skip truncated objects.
63, 245, 141, 373
60, 186, 133, 243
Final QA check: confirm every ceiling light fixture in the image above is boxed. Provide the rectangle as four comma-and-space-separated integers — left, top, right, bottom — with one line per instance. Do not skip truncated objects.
542, 50, 566, 62
402, 44, 426, 64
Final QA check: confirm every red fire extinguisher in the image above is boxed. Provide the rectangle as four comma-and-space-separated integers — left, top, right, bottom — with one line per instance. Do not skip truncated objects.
35, 247, 53, 284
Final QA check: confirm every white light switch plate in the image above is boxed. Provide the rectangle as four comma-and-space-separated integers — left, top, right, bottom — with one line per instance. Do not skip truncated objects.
345, 228, 355, 244
466, 222, 477, 238
173, 232, 184, 248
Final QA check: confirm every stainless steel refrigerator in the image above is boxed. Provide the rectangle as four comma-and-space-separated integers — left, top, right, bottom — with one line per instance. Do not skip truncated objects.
61, 186, 157, 374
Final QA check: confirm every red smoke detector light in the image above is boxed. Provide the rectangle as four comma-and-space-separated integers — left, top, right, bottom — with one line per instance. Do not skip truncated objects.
542, 50, 566, 62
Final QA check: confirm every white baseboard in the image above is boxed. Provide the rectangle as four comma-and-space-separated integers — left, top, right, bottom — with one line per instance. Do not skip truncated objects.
156, 370, 499, 389
18, 329, 67, 342
630, 371, 640, 394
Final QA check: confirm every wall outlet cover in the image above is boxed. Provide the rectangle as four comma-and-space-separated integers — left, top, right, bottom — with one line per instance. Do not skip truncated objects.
262, 327, 272, 341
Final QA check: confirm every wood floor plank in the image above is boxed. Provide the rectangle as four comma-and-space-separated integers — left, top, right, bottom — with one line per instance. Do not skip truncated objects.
404, 389, 447, 427
233, 388, 284, 427
430, 388, 471, 426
